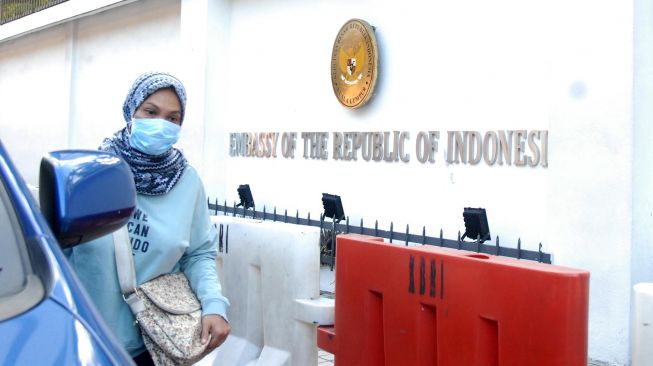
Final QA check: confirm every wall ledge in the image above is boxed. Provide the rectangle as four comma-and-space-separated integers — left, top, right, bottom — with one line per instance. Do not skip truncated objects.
0, 0, 139, 43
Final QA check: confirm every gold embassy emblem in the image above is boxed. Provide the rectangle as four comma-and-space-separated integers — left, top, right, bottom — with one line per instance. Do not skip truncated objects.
331, 19, 378, 109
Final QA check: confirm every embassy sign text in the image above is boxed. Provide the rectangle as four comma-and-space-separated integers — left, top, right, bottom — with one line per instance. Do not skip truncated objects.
229, 130, 549, 167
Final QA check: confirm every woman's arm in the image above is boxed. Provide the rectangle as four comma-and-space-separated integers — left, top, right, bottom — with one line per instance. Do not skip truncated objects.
178, 176, 230, 349
178, 179, 230, 318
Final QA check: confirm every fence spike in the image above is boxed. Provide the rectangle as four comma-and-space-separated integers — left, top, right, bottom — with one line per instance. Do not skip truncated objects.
375, 220, 379, 237
390, 222, 394, 243
360, 218, 364, 234
223, 200, 227, 216
263, 206, 266, 221
517, 238, 522, 259
273, 207, 277, 222
346, 217, 350, 233
538, 242, 543, 263
422, 226, 426, 245
284, 209, 288, 223
233, 201, 237, 217
296, 210, 299, 224
457, 230, 461, 249
440, 229, 443, 247
477, 233, 481, 252
496, 236, 500, 256
307, 212, 311, 225
405, 224, 410, 246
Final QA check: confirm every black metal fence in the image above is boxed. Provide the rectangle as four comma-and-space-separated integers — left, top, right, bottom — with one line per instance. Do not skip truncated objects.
207, 198, 552, 266
1, 0, 68, 25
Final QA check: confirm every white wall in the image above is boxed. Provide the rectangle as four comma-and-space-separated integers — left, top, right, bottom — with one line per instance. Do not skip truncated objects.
0, 0, 182, 184
0, 0, 644, 364
634, 0, 653, 292
633, 1, 653, 362
0, 24, 71, 183
204, 1, 635, 365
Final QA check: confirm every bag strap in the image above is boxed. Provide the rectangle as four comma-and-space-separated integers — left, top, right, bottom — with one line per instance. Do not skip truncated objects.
113, 226, 145, 314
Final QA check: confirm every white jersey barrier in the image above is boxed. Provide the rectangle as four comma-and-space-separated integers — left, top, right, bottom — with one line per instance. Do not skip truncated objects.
199, 215, 334, 366
632, 283, 653, 366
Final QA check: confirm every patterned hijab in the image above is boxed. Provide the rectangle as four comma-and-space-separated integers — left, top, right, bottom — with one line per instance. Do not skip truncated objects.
100, 72, 188, 196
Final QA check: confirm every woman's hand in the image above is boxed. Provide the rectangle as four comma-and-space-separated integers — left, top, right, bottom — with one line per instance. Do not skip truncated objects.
201, 314, 231, 352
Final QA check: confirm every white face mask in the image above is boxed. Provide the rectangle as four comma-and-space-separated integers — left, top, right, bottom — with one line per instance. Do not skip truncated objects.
128, 118, 181, 155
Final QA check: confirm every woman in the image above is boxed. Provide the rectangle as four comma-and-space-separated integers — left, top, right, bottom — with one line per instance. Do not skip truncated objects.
65, 72, 230, 365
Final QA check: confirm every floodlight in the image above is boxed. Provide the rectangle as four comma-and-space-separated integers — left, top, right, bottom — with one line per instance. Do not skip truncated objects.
236, 184, 255, 210
461, 207, 490, 243
322, 193, 345, 223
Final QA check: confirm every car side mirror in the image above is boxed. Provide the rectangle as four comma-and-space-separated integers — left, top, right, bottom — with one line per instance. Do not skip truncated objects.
39, 150, 136, 249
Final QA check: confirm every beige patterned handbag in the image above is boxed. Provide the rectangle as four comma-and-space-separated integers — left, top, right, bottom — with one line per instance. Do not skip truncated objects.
113, 228, 208, 366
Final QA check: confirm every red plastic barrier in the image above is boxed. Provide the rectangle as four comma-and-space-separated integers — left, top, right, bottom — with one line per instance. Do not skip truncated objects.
318, 234, 589, 366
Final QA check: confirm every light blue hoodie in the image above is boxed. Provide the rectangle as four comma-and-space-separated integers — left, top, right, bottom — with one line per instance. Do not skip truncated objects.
65, 166, 228, 357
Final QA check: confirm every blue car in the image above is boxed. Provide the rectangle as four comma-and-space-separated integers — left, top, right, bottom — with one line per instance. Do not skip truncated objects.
0, 140, 136, 365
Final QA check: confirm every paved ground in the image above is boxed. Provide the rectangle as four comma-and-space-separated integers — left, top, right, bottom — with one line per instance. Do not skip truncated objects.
318, 350, 335, 365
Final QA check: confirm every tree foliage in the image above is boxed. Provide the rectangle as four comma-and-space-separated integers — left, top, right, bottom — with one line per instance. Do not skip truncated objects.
1, 0, 67, 24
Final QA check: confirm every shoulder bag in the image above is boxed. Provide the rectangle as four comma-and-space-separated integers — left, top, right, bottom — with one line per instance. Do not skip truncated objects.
113, 227, 208, 366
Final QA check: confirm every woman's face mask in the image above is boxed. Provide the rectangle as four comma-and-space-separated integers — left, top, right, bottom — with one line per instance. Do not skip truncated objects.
128, 118, 181, 155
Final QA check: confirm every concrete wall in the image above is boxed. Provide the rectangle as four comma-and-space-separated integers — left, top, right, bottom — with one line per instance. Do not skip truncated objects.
0, 0, 646, 364
634, 0, 653, 295
0, 0, 182, 184
207, 2, 635, 363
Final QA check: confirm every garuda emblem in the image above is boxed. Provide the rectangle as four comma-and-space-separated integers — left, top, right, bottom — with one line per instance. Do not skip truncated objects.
339, 42, 366, 85
331, 19, 378, 109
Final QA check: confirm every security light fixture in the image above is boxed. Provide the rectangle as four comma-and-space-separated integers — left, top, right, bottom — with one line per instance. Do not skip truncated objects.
236, 184, 255, 210
461, 207, 490, 243
322, 193, 345, 223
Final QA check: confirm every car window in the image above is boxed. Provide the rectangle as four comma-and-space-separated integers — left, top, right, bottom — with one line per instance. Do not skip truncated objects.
0, 180, 44, 321
0, 181, 27, 298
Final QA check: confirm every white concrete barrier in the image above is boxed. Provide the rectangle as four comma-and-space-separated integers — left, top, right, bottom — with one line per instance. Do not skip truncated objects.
197, 215, 334, 366
632, 282, 653, 366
